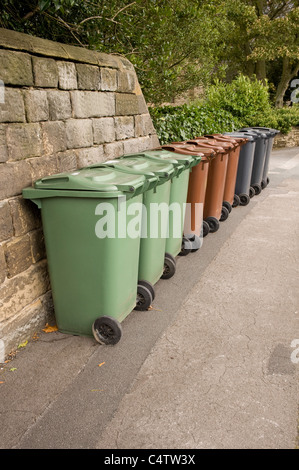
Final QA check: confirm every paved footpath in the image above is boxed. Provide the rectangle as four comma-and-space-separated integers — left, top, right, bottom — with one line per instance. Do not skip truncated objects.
96, 147, 299, 450
0, 147, 298, 450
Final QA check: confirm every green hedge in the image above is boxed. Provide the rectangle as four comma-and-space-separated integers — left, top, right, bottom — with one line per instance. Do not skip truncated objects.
149, 75, 299, 144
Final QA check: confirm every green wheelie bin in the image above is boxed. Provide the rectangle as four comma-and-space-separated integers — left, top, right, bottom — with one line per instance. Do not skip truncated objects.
141, 149, 203, 258
22, 166, 150, 346
87, 155, 176, 307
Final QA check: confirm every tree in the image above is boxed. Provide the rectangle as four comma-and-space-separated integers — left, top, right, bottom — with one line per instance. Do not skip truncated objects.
222, 0, 299, 107
0, 0, 229, 104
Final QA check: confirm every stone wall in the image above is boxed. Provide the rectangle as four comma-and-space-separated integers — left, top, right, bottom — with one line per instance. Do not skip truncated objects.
274, 127, 299, 148
0, 28, 159, 356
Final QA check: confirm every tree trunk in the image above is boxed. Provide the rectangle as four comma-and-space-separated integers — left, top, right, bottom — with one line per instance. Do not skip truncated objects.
275, 57, 299, 108
255, 59, 267, 82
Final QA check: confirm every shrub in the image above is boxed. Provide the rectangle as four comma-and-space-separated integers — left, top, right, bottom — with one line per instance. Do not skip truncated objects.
149, 74, 299, 143
150, 103, 240, 144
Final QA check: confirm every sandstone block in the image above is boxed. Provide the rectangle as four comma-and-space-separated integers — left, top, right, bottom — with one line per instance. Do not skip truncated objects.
6, 123, 42, 160
115, 116, 135, 140
9, 196, 41, 237
4, 234, 32, 278
0, 161, 32, 199
42, 121, 66, 155
0, 89, 26, 123
0, 50, 33, 86
92, 117, 115, 144
32, 57, 58, 88
24, 90, 49, 122
115, 93, 140, 115
65, 119, 93, 149
47, 90, 72, 121
100, 68, 117, 91
76, 146, 104, 168
76, 63, 100, 90
0, 201, 14, 242
57, 61, 77, 90
71, 91, 115, 118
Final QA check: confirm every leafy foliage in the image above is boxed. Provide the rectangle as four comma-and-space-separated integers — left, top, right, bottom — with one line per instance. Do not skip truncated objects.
150, 75, 299, 143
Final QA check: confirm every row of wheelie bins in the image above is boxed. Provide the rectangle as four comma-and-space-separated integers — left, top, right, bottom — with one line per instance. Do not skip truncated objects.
22, 126, 279, 346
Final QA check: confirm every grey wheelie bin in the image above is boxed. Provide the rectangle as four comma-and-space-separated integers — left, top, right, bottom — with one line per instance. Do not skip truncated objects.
241, 127, 280, 188
87, 155, 176, 309
224, 132, 257, 206
238, 128, 270, 196
22, 166, 150, 346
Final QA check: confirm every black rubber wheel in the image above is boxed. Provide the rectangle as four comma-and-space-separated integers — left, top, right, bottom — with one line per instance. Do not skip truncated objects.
223, 201, 232, 213
183, 234, 202, 252
252, 183, 262, 195
267, 177, 270, 186
135, 284, 153, 311
261, 179, 267, 189
249, 187, 255, 198
202, 220, 210, 238
239, 193, 250, 206
232, 194, 240, 207
138, 280, 155, 301
220, 205, 229, 222
161, 254, 176, 279
179, 237, 192, 256
205, 217, 220, 233
92, 316, 122, 345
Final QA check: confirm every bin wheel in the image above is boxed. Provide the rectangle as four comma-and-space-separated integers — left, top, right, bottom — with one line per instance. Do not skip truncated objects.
205, 217, 220, 233
161, 253, 176, 279
261, 179, 267, 189
135, 284, 153, 311
202, 220, 210, 238
267, 177, 270, 186
239, 193, 250, 206
223, 201, 232, 213
190, 234, 203, 252
179, 237, 192, 256
138, 280, 155, 301
92, 316, 122, 345
249, 187, 255, 198
252, 183, 262, 195
220, 206, 229, 222
233, 194, 240, 207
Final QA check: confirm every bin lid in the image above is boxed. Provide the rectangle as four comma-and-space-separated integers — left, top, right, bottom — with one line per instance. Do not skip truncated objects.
161, 142, 215, 159
224, 132, 257, 142
187, 137, 234, 152
203, 133, 247, 147
92, 154, 176, 184
242, 126, 280, 136
238, 128, 269, 139
140, 149, 201, 169
23, 166, 149, 200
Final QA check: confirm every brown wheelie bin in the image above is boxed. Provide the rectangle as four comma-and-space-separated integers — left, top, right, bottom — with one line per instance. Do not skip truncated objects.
186, 138, 230, 232
203, 134, 248, 210
162, 143, 216, 240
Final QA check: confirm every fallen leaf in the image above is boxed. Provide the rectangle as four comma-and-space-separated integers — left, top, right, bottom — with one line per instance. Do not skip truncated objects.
91, 389, 104, 392
18, 340, 28, 349
42, 323, 58, 333
9, 368, 17, 372
98, 362, 105, 367
0, 381, 4, 384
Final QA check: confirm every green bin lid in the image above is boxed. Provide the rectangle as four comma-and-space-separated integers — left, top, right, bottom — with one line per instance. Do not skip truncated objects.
89, 154, 176, 186
142, 149, 201, 169
23, 167, 150, 201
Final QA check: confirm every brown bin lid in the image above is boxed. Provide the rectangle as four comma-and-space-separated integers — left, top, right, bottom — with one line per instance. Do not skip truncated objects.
162, 143, 216, 160
187, 137, 233, 152
204, 134, 248, 147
